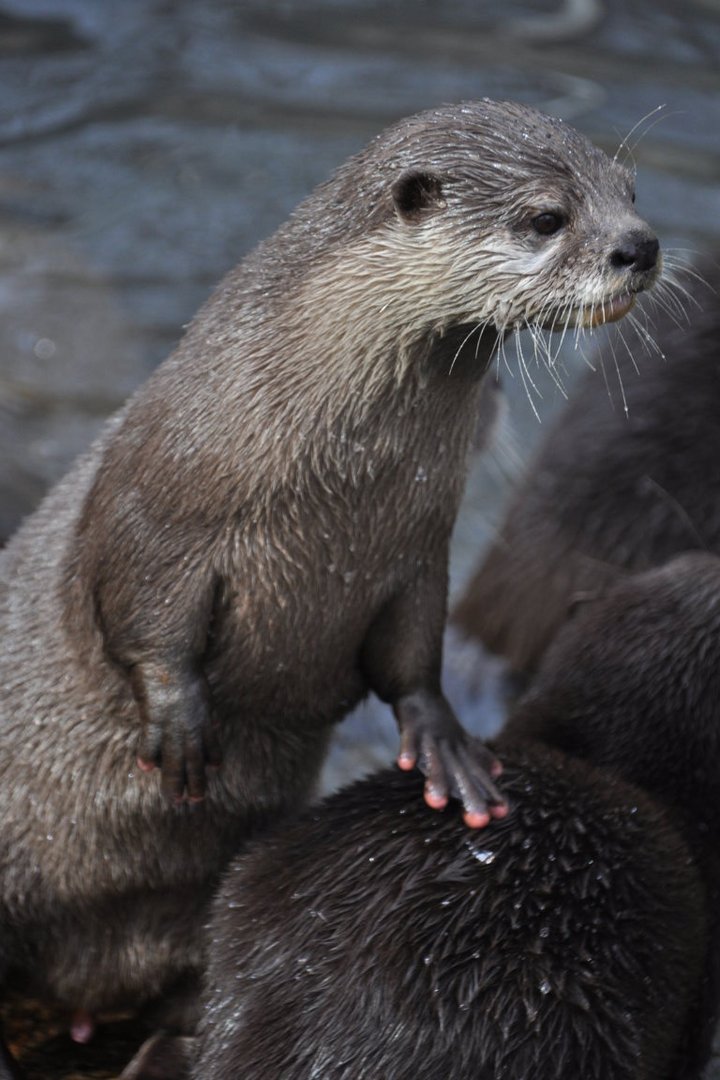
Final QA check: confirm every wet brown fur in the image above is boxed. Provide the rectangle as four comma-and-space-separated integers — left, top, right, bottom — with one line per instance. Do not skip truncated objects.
0, 100, 658, 1076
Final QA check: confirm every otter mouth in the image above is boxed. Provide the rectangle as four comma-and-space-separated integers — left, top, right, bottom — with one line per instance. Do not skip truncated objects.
576, 292, 636, 329
540, 293, 636, 331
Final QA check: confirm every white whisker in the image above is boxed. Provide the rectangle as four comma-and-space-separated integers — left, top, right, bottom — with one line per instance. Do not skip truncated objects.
449, 321, 484, 376
606, 331, 630, 416
626, 312, 665, 360
613, 104, 667, 166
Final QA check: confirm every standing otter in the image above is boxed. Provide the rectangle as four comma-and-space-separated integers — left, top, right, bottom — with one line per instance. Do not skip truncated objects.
195, 553, 720, 1080
0, 100, 659, 1077
452, 259, 718, 674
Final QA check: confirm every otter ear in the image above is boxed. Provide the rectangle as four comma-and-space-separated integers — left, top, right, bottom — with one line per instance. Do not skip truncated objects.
391, 169, 445, 223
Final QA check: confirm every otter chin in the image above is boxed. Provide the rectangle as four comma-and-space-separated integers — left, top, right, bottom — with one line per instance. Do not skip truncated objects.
539, 289, 642, 331
579, 291, 637, 327
539, 278, 651, 328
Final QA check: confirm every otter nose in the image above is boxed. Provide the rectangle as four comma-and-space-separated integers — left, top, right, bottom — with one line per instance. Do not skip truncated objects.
609, 232, 659, 273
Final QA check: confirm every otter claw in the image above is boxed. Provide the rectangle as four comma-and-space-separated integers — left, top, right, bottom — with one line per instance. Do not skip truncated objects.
394, 689, 506, 828
131, 663, 221, 804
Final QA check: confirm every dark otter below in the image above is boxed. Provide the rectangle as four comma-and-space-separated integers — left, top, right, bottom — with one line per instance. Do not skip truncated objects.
0, 100, 659, 1077
452, 258, 718, 674
195, 553, 720, 1080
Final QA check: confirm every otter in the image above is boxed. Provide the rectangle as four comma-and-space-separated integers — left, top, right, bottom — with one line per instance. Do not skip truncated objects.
452, 258, 718, 675
194, 552, 720, 1080
0, 100, 659, 1077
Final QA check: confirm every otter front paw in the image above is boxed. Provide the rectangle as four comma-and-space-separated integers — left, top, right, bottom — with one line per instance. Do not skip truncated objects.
131, 663, 222, 804
394, 689, 507, 828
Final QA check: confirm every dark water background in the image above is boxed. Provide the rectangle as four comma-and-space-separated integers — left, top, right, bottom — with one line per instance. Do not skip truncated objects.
1, 2, 719, 1074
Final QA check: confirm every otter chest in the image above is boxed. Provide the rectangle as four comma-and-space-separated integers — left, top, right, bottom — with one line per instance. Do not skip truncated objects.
213, 406, 473, 698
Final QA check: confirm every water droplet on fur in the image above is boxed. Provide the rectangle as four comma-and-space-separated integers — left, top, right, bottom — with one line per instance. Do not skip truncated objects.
466, 843, 496, 865
415, 466, 427, 483
539, 926, 550, 939
539, 979, 551, 996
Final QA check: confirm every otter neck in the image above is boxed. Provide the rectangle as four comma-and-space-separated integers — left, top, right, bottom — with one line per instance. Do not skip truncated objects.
283, 320, 496, 472
177, 230, 505, 492
271, 225, 503, 407
236, 261, 501, 482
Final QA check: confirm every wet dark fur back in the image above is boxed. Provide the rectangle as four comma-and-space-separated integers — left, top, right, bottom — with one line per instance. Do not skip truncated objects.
452, 259, 720, 673
198, 769, 702, 1080
196, 553, 720, 1080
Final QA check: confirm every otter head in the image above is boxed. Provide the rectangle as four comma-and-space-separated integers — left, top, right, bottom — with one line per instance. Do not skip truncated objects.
370, 100, 660, 337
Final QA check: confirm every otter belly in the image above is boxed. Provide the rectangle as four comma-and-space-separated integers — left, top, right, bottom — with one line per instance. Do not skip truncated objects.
15, 884, 211, 1013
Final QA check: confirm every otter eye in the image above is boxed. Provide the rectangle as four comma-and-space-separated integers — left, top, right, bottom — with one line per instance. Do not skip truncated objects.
532, 211, 565, 236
